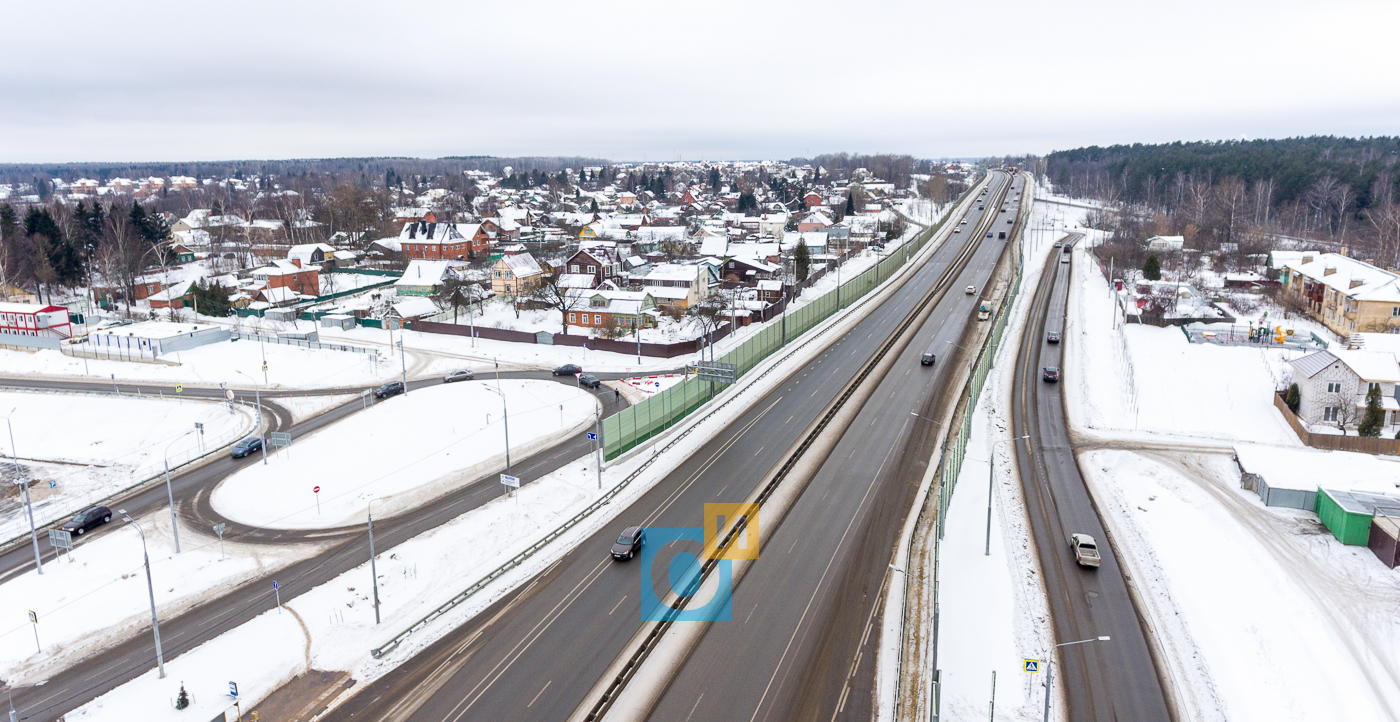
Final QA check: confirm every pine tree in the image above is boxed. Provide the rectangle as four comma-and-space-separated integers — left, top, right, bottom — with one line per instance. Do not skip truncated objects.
709, 167, 721, 190
794, 240, 811, 282
1285, 382, 1300, 413
1142, 254, 1162, 281
176, 683, 190, 710
737, 192, 758, 213
589, 198, 599, 213
1359, 384, 1385, 437
844, 194, 855, 216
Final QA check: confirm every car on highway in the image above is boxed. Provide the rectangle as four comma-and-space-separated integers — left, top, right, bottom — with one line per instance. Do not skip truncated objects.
965, 285, 976, 295
960, 220, 968, 224
553, 364, 582, 376
1042, 367, 1060, 382
443, 369, 475, 383
578, 374, 602, 389
374, 380, 405, 398
1060, 256, 1070, 264
920, 352, 936, 366
954, 228, 961, 233
230, 436, 263, 458
611, 526, 645, 560
986, 232, 993, 238
1054, 241, 1062, 248
1070, 533, 1101, 568
62, 505, 112, 536
1046, 331, 1061, 344
1007, 219, 1013, 224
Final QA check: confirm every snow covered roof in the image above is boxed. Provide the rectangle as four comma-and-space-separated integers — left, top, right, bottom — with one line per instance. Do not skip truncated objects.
699, 236, 729, 257
1292, 349, 1400, 382
557, 273, 596, 289
639, 264, 700, 283
395, 260, 460, 287
1283, 252, 1400, 303
391, 297, 440, 318
500, 253, 543, 278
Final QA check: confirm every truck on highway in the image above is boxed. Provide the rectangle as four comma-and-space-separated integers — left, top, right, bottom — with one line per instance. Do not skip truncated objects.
1070, 533, 1101, 568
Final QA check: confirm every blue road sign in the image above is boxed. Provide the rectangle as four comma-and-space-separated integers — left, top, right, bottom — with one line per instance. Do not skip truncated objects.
1024, 659, 1040, 673
229, 681, 238, 697
587, 432, 597, 440
48, 480, 56, 488
272, 580, 278, 590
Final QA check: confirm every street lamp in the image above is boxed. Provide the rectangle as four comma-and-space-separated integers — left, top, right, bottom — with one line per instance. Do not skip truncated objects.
485, 385, 511, 474
397, 339, 407, 395
6, 680, 46, 722
2, 410, 42, 575
1043, 635, 1111, 722
234, 370, 268, 466
909, 411, 941, 426
986, 436, 1029, 555
162, 430, 195, 553
119, 511, 166, 679
890, 564, 940, 722
367, 500, 380, 625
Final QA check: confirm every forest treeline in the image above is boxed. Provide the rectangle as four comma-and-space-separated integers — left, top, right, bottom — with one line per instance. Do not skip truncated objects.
1044, 137, 1400, 271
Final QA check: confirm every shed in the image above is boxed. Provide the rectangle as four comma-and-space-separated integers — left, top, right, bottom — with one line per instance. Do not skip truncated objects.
1369, 513, 1400, 569
1317, 488, 1400, 545
320, 314, 355, 331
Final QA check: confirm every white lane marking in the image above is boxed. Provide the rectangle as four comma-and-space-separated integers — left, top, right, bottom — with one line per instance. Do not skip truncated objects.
687, 692, 706, 720
608, 595, 627, 615
527, 680, 552, 708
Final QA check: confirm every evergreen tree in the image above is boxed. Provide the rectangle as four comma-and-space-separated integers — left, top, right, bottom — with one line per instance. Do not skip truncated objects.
844, 194, 855, 216
589, 198, 599, 213
1285, 382, 1301, 413
1359, 384, 1385, 437
737, 192, 758, 213
794, 240, 811, 282
188, 279, 233, 317
709, 167, 721, 190
1142, 254, 1162, 281
25, 208, 83, 286
175, 684, 190, 710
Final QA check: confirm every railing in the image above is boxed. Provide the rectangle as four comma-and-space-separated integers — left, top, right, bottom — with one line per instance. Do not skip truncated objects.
0, 388, 255, 547
230, 331, 379, 361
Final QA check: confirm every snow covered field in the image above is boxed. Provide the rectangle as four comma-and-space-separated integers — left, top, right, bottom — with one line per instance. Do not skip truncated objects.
210, 379, 598, 529
0, 338, 400, 390
1063, 213, 1400, 720
0, 390, 253, 543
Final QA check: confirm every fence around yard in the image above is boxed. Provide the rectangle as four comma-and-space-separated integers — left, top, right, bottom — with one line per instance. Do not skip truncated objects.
1273, 391, 1400, 456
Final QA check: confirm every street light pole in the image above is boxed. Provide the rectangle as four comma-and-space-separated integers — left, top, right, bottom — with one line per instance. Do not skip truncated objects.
235, 370, 268, 466
488, 384, 511, 474
1043, 636, 1111, 722
120, 512, 166, 679
889, 564, 939, 722
987, 436, 1029, 555
367, 500, 380, 625
7, 680, 46, 722
3, 413, 41, 575
162, 430, 196, 553
397, 339, 407, 395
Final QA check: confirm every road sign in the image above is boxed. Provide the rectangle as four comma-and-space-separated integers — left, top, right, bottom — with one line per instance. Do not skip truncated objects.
312, 485, 321, 494
587, 432, 597, 440
175, 385, 183, 394
270, 432, 292, 448
500, 474, 520, 489
229, 681, 238, 697
48, 528, 72, 550
1023, 659, 1040, 673
196, 422, 204, 433
272, 581, 278, 590
226, 389, 235, 400
213, 523, 226, 536
262, 363, 268, 372
48, 479, 56, 488
695, 362, 737, 384
28, 611, 36, 624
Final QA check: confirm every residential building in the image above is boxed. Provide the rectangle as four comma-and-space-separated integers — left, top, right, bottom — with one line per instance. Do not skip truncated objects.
798, 211, 833, 232
1145, 235, 1185, 252
399, 221, 490, 261
1276, 252, 1400, 336
395, 260, 464, 297
567, 290, 657, 331
564, 244, 623, 288
251, 259, 320, 296
491, 253, 544, 295
634, 263, 705, 308
1288, 349, 1400, 429
0, 302, 71, 338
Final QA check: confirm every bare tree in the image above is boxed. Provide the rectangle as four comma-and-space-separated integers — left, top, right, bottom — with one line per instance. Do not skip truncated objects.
528, 274, 590, 335
1322, 392, 1360, 435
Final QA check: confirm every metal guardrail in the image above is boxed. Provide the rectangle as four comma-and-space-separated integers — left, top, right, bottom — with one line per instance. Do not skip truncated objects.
369, 192, 976, 662
0, 387, 254, 546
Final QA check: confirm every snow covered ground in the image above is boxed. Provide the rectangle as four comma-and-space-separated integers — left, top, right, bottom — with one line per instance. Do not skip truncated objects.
0, 508, 310, 684
210, 379, 598, 529
0, 338, 401, 391
270, 393, 360, 424
0, 390, 253, 544
1063, 209, 1400, 720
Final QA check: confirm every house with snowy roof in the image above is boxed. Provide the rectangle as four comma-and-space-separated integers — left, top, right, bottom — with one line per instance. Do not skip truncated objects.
1288, 349, 1400, 431
1278, 252, 1400, 336
491, 253, 544, 296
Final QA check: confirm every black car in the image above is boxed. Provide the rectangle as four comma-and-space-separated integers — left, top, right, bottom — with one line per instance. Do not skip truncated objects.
920, 352, 936, 366
62, 506, 112, 535
374, 380, 405, 399
443, 369, 475, 383
578, 374, 602, 389
231, 436, 263, 458
553, 364, 582, 376
611, 526, 645, 560
1043, 367, 1060, 382
1046, 331, 1061, 344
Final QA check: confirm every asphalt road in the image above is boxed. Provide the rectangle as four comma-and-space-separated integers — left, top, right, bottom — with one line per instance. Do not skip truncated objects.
1009, 235, 1172, 721
320, 173, 1016, 722
1, 370, 634, 721
647, 175, 1023, 722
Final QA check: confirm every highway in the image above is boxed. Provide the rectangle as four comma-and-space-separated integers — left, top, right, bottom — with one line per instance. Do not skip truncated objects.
1009, 234, 1172, 721
0, 371, 632, 721
645, 176, 1023, 722
320, 172, 1017, 722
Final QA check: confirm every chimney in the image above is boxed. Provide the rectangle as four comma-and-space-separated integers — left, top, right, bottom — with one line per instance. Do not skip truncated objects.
1302, 254, 1314, 264
1324, 266, 1337, 276
290, 258, 301, 268
1350, 278, 1364, 289
1340, 246, 1348, 257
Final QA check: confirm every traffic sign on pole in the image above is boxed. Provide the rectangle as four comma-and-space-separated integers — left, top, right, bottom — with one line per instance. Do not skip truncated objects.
1023, 659, 1040, 673
229, 681, 238, 697
312, 486, 321, 514
587, 432, 597, 440
500, 474, 520, 489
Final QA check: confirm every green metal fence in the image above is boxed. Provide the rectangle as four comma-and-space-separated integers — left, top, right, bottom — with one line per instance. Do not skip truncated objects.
602, 199, 968, 460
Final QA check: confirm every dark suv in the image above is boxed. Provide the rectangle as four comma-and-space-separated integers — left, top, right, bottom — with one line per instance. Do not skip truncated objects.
1043, 367, 1061, 382
62, 506, 112, 535
374, 380, 405, 398
231, 437, 263, 458
1046, 331, 1061, 344
920, 352, 936, 366
611, 526, 645, 560
553, 364, 582, 376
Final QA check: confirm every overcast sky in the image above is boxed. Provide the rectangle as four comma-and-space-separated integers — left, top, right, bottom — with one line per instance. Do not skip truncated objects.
2, 0, 1397, 164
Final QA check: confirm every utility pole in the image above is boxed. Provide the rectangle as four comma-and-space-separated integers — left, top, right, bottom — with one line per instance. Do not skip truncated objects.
121, 512, 165, 679
236, 371, 268, 466
3, 413, 41, 575
368, 501, 381, 624
163, 430, 195, 553
594, 406, 603, 491
398, 339, 407, 395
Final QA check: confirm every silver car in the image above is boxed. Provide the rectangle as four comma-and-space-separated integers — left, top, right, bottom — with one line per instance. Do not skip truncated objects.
443, 369, 475, 383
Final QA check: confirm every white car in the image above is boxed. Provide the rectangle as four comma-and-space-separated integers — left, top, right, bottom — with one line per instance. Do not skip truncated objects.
965, 286, 976, 295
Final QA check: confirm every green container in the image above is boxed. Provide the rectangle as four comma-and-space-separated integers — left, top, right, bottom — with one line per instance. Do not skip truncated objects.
1316, 488, 1374, 546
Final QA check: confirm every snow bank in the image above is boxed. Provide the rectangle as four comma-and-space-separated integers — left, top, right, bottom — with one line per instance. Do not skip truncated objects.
210, 379, 598, 529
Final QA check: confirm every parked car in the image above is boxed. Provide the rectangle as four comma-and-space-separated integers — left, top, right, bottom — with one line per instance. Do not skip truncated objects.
374, 380, 405, 399
611, 525, 645, 560
1046, 331, 1061, 344
62, 506, 112, 536
578, 374, 602, 389
443, 369, 475, 383
230, 437, 263, 458
1043, 367, 1060, 382
1070, 533, 1101, 568
553, 364, 582, 376
920, 352, 936, 366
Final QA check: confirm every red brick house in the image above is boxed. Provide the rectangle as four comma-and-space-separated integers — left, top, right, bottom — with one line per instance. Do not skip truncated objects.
803, 191, 823, 207
252, 259, 320, 296
399, 221, 490, 261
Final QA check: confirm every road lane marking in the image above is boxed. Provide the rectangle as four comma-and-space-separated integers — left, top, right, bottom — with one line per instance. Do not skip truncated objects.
609, 595, 627, 615
686, 692, 705, 720
527, 680, 552, 708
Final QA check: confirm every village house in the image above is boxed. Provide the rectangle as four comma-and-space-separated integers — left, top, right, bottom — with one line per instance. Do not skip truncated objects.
633, 263, 706, 309
1275, 251, 1400, 336
798, 211, 833, 233
1145, 235, 1185, 252
563, 244, 624, 288
567, 289, 658, 332
395, 260, 464, 297
491, 253, 544, 296
399, 221, 491, 261
251, 259, 320, 297
1288, 349, 1400, 430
